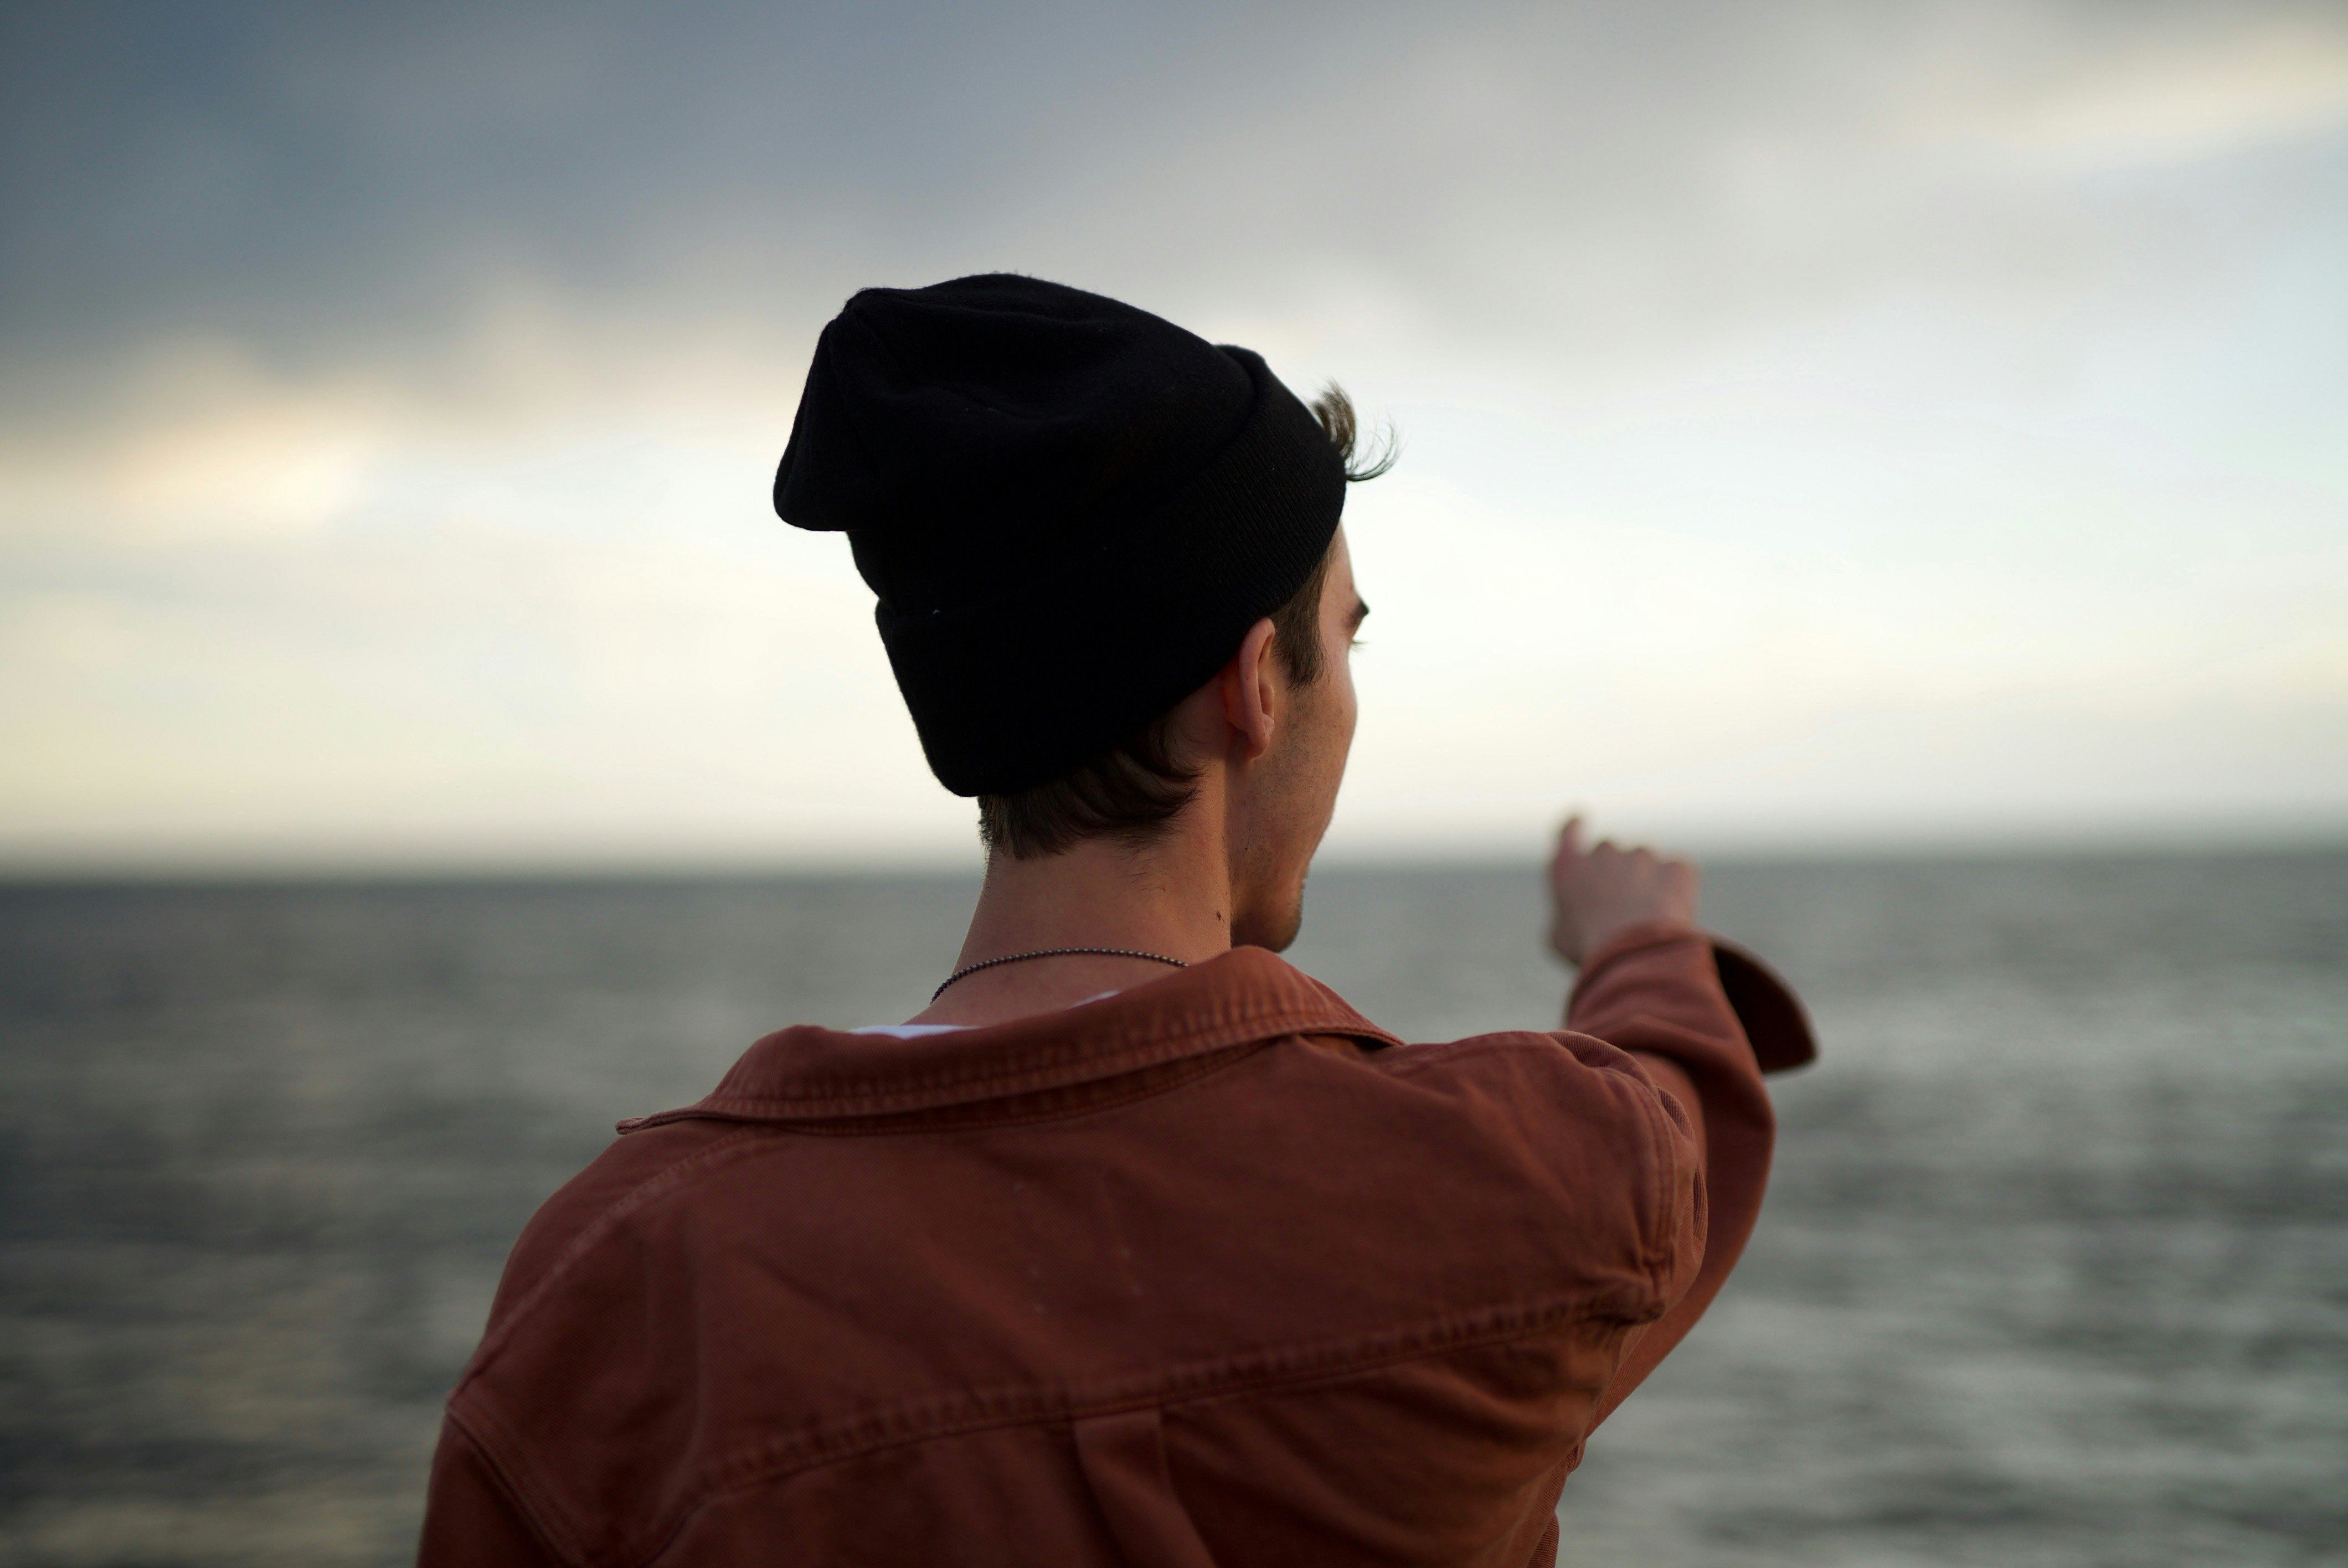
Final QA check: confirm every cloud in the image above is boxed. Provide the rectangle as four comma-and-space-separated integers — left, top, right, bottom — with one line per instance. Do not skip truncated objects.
2, 0, 2344, 865
1907, 7, 2348, 166
0, 288, 818, 545
0, 341, 405, 543
7, 2, 2341, 368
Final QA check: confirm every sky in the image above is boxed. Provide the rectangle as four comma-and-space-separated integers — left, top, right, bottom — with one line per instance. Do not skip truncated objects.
3, 0, 2345, 871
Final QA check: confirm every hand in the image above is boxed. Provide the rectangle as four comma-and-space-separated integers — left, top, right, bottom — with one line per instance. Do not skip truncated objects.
1546, 815, 1700, 967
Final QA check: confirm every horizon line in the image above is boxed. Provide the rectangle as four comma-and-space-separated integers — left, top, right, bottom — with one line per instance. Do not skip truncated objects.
3, 821, 2343, 886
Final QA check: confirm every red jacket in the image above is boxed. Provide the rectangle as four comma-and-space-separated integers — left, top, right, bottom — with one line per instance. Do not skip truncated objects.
420, 919, 1813, 1566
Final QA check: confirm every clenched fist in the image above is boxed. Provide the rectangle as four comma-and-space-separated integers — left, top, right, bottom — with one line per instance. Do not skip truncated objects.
1546, 815, 1700, 967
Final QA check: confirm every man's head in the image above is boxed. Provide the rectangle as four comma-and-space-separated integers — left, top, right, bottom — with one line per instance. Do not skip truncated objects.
775, 275, 1389, 946
976, 390, 1379, 948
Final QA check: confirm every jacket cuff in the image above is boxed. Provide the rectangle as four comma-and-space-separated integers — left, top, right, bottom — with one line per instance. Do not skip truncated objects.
1573, 920, 1818, 1076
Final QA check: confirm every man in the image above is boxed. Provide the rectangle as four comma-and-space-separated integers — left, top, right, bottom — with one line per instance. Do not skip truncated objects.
419, 275, 1813, 1565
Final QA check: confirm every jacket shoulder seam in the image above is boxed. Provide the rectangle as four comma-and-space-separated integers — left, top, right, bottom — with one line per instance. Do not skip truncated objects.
1375, 1031, 1644, 1082
456, 1126, 771, 1394
440, 1405, 591, 1567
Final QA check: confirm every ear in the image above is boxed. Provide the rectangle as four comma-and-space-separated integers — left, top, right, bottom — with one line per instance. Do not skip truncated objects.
1218, 617, 1280, 760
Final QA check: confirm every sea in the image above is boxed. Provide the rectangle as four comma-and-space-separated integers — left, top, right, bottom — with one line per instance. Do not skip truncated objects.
1, 850, 2342, 1566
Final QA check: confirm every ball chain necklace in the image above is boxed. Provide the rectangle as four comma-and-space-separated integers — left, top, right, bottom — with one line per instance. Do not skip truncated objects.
931, 946, 1188, 1003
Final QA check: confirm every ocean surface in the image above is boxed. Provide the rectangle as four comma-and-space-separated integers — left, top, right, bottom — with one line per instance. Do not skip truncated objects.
2, 851, 2342, 1565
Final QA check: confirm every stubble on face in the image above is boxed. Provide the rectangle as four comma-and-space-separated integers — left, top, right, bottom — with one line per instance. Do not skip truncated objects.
1228, 535, 1364, 953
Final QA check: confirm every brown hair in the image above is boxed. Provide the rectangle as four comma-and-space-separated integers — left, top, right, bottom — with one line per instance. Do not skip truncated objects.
977, 385, 1393, 860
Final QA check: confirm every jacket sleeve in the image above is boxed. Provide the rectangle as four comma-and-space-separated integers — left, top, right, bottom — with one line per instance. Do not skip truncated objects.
1563, 919, 1815, 1428
418, 1415, 568, 1567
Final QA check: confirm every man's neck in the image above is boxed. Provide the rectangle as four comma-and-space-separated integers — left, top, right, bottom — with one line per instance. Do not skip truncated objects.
908, 823, 1237, 1029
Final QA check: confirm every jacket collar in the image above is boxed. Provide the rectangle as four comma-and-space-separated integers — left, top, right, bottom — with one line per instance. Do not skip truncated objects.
619, 946, 1399, 1130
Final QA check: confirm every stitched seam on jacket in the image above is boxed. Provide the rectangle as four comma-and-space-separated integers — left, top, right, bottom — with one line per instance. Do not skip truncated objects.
662, 1046, 1268, 1131
671, 1004, 1399, 1117
442, 1404, 593, 1568
662, 1042, 1268, 1138
1375, 1033, 1645, 1085
1628, 1057, 1678, 1283
455, 1126, 770, 1392
583, 1298, 1647, 1568
1380, 1036, 1558, 1075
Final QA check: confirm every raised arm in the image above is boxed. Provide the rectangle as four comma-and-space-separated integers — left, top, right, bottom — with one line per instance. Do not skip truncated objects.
1546, 817, 1814, 1425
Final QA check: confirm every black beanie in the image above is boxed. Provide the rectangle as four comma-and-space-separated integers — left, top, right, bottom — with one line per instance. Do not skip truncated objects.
775, 274, 1348, 797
